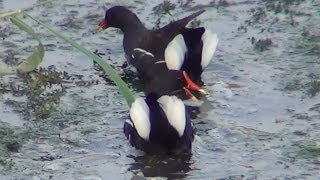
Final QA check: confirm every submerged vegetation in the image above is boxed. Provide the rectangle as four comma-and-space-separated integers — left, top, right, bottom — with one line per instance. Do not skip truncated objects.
237, 0, 320, 98
0, 2, 136, 173
238, 0, 315, 52
152, 0, 176, 15
2, 68, 65, 119
1, 6, 136, 119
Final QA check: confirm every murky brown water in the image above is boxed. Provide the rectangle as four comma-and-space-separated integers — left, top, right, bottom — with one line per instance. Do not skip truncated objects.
1, 0, 320, 179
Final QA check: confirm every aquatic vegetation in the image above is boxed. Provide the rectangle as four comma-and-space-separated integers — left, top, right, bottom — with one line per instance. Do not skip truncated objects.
0, 122, 29, 153
1, 68, 65, 119
152, 1, 176, 29
0, 15, 66, 119
1, 9, 135, 108
238, 7, 267, 33
239, 0, 315, 52
283, 79, 302, 91
152, 1, 176, 15
251, 37, 273, 51
265, 0, 307, 14
306, 80, 320, 97
301, 145, 320, 157
0, 17, 44, 76
21, 69, 65, 119
189, 18, 201, 29
24, 12, 136, 106
0, 8, 136, 172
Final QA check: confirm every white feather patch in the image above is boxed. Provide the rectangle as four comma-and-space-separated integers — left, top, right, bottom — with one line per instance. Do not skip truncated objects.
133, 48, 154, 57
164, 34, 187, 70
125, 119, 133, 127
157, 96, 186, 137
129, 97, 151, 140
154, 60, 166, 64
201, 30, 219, 70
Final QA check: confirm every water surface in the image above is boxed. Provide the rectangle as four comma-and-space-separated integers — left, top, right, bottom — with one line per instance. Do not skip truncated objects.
0, 0, 320, 179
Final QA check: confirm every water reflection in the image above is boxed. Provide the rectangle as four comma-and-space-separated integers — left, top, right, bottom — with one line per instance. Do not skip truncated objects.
128, 154, 193, 178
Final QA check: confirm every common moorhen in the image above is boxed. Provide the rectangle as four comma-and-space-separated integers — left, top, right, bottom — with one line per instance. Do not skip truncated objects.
124, 93, 194, 154
130, 48, 205, 100
99, 6, 218, 98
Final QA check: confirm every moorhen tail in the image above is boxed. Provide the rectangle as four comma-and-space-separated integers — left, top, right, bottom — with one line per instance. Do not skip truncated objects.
124, 93, 194, 154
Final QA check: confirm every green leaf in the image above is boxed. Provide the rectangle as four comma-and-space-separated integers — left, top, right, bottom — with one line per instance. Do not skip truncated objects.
23, 12, 135, 107
10, 16, 44, 72
0, 16, 44, 76
0, 43, 44, 75
10, 16, 39, 41
0, 9, 22, 18
17, 43, 44, 73
0, 67, 17, 77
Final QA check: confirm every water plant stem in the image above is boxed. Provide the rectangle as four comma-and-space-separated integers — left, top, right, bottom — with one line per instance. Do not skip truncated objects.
23, 12, 135, 107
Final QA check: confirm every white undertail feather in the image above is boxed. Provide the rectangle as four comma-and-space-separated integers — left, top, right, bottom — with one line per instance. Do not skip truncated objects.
164, 34, 187, 70
157, 96, 186, 137
133, 48, 154, 57
201, 30, 219, 69
129, 97, 151, 140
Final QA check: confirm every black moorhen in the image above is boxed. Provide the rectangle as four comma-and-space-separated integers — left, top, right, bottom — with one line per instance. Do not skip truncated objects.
130, 48, 204, 100
124, 93, 194, 154
99, 6, 205, 58
99, 6, 218, 96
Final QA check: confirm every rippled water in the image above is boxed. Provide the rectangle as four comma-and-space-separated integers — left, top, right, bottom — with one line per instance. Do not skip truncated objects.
1, 0, 320, 179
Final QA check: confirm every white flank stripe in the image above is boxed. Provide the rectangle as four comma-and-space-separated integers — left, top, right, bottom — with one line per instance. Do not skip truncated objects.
154, 61, 166, 64
133, 48, 154, 57
146, 52, 154, 57
157, 95, 186, 137
164, 34, 187, 70
134, 48, 146, 53
201, 30, 219, 69
129, 97, 151, 140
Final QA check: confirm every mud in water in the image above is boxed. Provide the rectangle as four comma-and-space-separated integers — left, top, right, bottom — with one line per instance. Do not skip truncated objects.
1, 0, 320, 179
